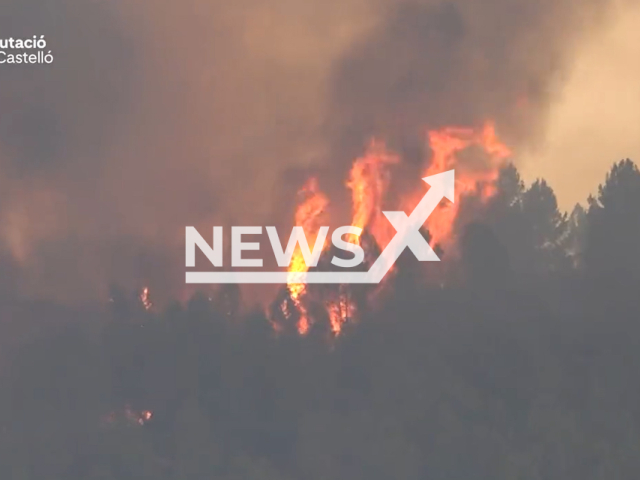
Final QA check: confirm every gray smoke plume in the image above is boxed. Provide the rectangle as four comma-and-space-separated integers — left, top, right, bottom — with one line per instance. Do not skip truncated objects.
327, 0, 613, 167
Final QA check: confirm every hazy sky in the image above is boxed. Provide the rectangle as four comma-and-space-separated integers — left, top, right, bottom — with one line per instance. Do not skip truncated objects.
520, 0, 640, 210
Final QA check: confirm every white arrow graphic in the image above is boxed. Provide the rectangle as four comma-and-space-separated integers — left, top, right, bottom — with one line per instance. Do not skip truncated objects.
365, 169, 454, 283
186, 170, 454, 284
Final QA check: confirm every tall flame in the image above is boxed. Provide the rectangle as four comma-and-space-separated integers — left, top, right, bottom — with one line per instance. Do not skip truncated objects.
287, 178, 329, 334
347, 140, 399, 248
326, 290, 352, 336
323, 141, 399, 335
418, 121, 511, 246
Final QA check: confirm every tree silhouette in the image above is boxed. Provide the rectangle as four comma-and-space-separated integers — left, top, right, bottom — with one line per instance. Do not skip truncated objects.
460, 222, 510, 288
521, 178, 568, 274
482, 164, 568, 276
585, 159, 640, 280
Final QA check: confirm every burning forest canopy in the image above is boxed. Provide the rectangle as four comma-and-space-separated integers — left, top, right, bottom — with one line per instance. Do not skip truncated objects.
265, 121, 513, 336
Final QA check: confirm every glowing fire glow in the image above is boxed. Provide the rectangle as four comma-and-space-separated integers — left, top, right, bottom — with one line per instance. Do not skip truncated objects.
326, 287, 355, 335
138, 410, 153, 425
287, 178, 329, 334
102, 406, 153, 427
273, 121, 510, 337
324, 141, 399, 335
140, 287, 152, 311
416, 121, 511, 246
347, 140, 399, 249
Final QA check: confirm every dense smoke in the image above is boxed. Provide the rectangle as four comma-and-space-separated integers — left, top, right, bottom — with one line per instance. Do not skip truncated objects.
328, 0, 608, 160
0, 0, 621, 302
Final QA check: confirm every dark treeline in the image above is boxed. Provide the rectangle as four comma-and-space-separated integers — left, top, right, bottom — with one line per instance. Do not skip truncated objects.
2, 159, 640, 479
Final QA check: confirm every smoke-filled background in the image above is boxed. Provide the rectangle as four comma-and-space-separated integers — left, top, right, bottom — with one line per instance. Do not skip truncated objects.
3, 0, 640, 479
0, 0, 637, 303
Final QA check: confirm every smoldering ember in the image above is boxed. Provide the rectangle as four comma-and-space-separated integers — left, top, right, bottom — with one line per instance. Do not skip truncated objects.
1, 0, 640, 479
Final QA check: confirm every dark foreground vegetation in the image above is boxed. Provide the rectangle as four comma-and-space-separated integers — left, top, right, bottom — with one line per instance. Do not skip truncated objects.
2, 160, 640, 479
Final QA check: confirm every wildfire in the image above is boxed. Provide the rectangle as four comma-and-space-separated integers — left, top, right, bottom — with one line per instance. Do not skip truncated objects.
273, 120, 510, 337
415, 121, 511, 246
287, 178, 329, 334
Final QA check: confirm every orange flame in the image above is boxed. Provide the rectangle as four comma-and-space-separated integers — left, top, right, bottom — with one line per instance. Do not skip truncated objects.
272, 121, 510, 337
347, 140, 399, 248
323, 141, 399, 336
416, 121, 511, 246
326, 289, 355, 335
287, 178, 329, 334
